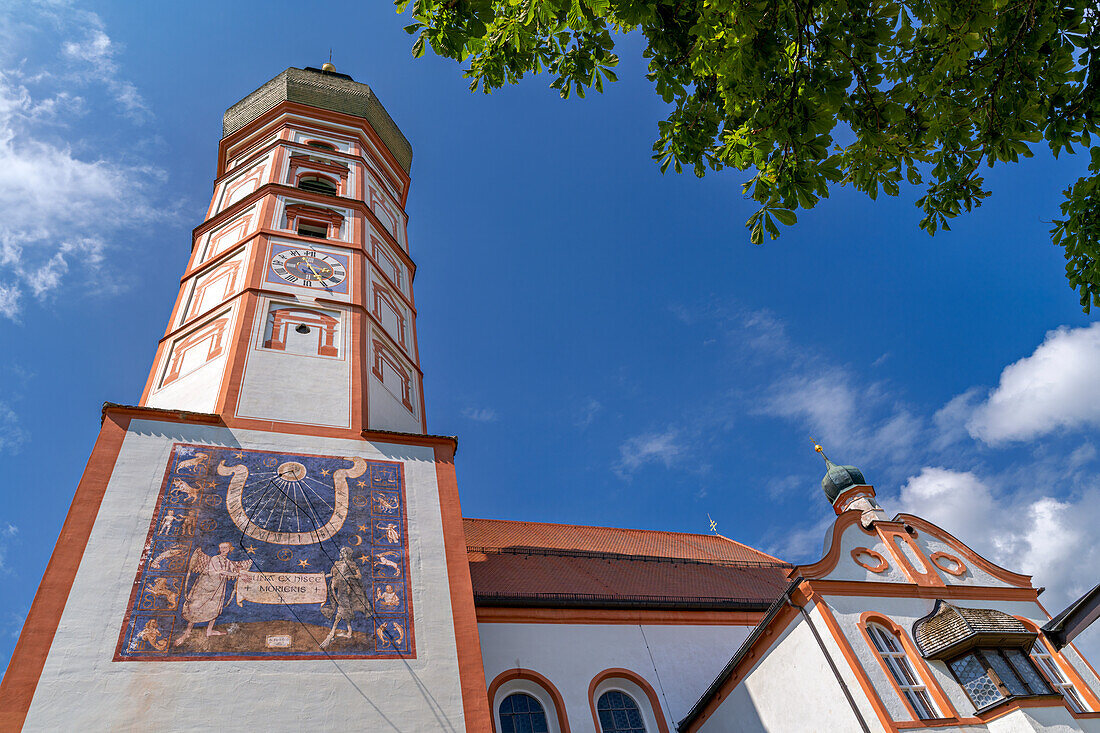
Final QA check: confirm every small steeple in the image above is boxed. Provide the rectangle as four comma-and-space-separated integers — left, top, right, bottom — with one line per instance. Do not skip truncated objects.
814, 442, 868, 504
812, 441, 885, 526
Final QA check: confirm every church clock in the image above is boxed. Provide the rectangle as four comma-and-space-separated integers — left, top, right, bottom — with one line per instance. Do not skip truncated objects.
269, 248, 347, 289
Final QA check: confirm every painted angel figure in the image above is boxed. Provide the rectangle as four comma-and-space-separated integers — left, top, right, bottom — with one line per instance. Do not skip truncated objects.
319, 547, 370, 649
174, 542, 252, 645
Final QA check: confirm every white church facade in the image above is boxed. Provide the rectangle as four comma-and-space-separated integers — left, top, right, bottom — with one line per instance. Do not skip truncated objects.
0, 65, 1097, 733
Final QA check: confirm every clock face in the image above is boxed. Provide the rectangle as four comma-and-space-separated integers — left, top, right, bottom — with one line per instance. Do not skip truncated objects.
270, 248, 347, 289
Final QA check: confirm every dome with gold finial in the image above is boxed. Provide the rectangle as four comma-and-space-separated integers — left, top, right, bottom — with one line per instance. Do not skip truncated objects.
814, 443, 868, 504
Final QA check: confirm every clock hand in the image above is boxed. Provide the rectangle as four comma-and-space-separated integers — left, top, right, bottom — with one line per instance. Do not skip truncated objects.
304, 259, 325, 282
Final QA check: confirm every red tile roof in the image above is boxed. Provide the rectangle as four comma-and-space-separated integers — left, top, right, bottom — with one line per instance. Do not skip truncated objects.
464, 518, 785, 564
463, 518, 791, 610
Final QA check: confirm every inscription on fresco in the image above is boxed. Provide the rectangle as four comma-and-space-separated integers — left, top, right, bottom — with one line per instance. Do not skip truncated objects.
116, 444, 414, 660
235, 572, 327, 605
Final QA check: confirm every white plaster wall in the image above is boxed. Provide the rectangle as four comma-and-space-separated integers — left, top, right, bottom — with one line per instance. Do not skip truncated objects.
816, 516, 1014, 589
234, 302, 351, 428
272, 198, 354, 244
825, 522, 909, 584
198, 208, 258, 264
369, 371, 420, 434
235, 349, 351, 428
22, 421, 468, 733
918, 533, 1013, 588
986, 706, 1100, 733
697, 611, 881, 733
215, 154, 271, 213
477, 621, 754, 730
822, 593, 1092, 724
145, 354, 227, 415
289, 128, 354, 154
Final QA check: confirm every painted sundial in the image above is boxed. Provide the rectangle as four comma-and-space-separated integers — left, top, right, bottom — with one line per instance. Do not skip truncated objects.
116, 444, 414, 661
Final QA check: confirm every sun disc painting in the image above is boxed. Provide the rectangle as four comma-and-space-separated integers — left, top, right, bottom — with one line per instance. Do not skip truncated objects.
115, 444, 414, 660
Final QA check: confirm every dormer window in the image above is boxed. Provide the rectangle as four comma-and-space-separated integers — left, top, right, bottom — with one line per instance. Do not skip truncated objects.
915, 601, 1060, 713
298, 175, 338, 196
948, 648, 1052, 709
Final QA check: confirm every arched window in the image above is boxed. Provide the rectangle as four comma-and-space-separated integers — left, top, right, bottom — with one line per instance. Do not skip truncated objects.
298, 175, 338, 196
597, 691, 647, 733
866, 623, 939, 720
1031, 642, 1088, 712
498, 693, 549, 733
306, 140, 337, 151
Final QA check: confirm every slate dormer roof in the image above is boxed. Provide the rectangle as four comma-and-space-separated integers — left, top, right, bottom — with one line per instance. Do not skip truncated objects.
913, 600, 1037, 660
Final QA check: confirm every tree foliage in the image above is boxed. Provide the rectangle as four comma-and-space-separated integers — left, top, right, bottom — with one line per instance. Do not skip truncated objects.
397, 0, 1100, 310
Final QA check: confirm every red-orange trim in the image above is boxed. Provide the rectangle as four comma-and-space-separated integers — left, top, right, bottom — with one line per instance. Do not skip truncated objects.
1037, 599, 1100, 691
218, 102, 410, 196
851, 548, 889, 573
832, 485, 877, 514
810, 597, 897, 732
1017, 616, 1100, 711
588, 668, 670, 733
896, 514, 1033, 587
475, 607, 765, 626
975, 695, 1091, 722
0, 412, 131, 730
808, 579, 1038, 601
433, 444, 493, 731
678, 603, 802, 731
487, 669, 571, 733
876, 522, 944, 587
929, 552, 967, 577
859, 612, 959, 722
794, 510, 876, 580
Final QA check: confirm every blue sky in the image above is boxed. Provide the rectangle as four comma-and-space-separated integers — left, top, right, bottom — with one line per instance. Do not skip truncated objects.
2, 0, 1099, 674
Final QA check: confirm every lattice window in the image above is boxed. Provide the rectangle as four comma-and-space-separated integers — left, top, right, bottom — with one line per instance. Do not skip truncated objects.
597, 691, 647, 733
948, 648, 1052, 711
1031, 645, 1087, 712
867, 624, 939, 719
498, 693, 549, 733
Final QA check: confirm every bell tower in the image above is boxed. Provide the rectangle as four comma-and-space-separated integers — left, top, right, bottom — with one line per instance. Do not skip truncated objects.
140, 65, 424, 435
0, 66, 491, 731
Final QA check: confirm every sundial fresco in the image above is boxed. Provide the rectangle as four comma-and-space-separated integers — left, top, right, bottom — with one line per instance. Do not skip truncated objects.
115, 444, 414, 660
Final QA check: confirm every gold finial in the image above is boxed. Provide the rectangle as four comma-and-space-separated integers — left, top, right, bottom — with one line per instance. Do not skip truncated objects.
707, 513, 718, 535
321, 62, 336, 73
811, 438, 829, 462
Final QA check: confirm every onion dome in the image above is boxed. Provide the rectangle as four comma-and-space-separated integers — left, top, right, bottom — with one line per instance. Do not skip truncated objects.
913, 600, 1036, 660
814, 444, 868, 504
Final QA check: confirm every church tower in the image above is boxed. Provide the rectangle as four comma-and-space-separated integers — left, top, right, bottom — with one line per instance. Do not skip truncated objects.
0, 66, 491, 731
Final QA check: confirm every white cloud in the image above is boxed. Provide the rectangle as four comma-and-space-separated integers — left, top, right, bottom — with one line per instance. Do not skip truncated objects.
614, 427, 686, 477
61, 28, 148, 120
895, 467, 1100, 625
0, 522, 18, 574
0, 6, 169, 320
575, 397, 603, 428
461, 407, 498, 422
966, 323, 1100, 445
760, 367, 924, 466
0, 403, 25, 454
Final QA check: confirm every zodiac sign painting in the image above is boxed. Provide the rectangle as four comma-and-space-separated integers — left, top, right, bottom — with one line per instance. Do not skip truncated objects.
115, 444, 414, 661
